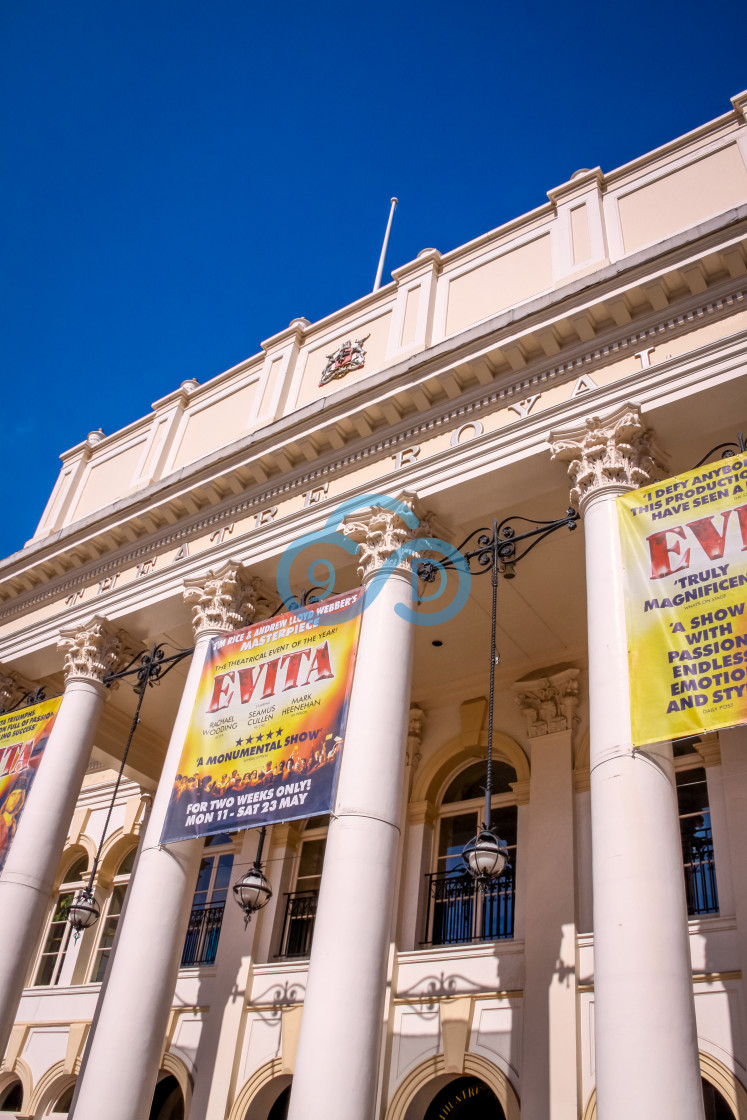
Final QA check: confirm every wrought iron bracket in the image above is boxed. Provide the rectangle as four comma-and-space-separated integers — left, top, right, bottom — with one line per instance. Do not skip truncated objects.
693, 431, 746, 469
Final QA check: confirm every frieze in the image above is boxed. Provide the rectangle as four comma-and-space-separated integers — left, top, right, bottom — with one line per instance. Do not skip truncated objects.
0, 285, 744, 632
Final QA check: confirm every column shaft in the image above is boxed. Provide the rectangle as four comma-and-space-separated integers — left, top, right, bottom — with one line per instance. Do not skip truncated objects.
584, 490, 703, 1119
70, 638, 211, 1120
288, 567, 415, 1120
0, 679, 105, 1058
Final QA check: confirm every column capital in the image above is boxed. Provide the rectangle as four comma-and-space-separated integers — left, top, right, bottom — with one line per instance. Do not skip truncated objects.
340, 490, 434, 582
183, 560, 272, 637
58, 615, 132, 686
0, 665, 34, 713
512, 667, 581, 739
549, 402, 667, 512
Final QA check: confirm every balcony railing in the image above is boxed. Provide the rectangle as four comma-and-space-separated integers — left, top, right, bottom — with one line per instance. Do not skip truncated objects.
422, 869, 515, 946
682, 830, 718, 917
181, 903, 225, 967
278, 890, 319, 959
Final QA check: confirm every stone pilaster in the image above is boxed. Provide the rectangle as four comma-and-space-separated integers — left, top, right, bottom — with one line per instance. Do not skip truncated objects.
406, 705, 425, 777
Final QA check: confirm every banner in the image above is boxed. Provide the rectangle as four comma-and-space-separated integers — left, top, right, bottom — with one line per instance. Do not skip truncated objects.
618, 454, 747, 746
161, 589, 364, 843
0, 697, 62, 873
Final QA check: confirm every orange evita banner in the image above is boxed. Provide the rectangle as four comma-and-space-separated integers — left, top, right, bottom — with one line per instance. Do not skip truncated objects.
161, 589, 364, 843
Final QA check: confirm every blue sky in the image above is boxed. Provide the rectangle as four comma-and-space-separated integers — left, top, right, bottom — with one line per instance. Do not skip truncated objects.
1, 0, 744, 558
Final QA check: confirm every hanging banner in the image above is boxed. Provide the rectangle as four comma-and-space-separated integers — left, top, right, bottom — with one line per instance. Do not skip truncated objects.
618, 454, 747, 746
0, 697, 62, 873
161, 589, 364, 843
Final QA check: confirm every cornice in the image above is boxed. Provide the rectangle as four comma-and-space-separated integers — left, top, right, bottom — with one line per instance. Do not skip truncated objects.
1, 211, 746, 611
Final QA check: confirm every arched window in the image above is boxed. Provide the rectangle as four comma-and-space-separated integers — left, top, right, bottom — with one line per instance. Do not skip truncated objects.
423, 1075, 506, 1119
424, 760, 517, 946
181, 834, 234, 967
90, 847, 137, 982
0, 1077, 24, 1111
33, 855, 88, 986
278, 816, 328, 959
702, 1077, 735, 1119
48, 1081, 75, 1114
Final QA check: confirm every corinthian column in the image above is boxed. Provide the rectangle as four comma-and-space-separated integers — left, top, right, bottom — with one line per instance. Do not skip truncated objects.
0, 617, 128, 1059
72, 562, 270, 1120
287, 492, 431, 1120
550, 404, 704, 1120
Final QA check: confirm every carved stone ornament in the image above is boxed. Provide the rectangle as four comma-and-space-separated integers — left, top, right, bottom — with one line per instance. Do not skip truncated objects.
341, 491, 434, 581
319, 334, 370, 387
184, 561, 272, 636
0, 666, 33, 713
58, 616, 130, 685
549, 402, 667, 511
407, 704, 425, 777
512, 667, 580, 739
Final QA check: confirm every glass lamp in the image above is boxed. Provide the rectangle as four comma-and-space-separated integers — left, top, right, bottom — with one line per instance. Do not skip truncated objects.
232, 826, 272, 926
67, 889, 101, 937
462, 829, 508, 886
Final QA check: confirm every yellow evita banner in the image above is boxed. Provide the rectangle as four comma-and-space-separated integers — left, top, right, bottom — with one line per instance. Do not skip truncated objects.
618, 454, 747, 746
0, 697, 62, 872
161, 589, 364, 843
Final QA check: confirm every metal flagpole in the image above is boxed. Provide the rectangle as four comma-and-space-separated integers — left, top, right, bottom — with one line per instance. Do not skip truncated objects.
373, 197, 398, 291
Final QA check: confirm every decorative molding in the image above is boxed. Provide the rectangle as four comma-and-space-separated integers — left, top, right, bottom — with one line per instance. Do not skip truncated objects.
512, 667, 580, 738
57, 615, 132, 685
1, 280, 746, 627
341, 490, 433, 581
184, 560, 272, 636
407, 705, 425, 779
549, 401, 668, 509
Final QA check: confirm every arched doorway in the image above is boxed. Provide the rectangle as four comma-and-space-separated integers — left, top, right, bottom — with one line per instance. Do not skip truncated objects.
423, 1077, 505, 1120
703, 1077, 735, 1119
0, 1077, 24, 1111
267, 1085, 290, 1120
148, 1074, 184, 1120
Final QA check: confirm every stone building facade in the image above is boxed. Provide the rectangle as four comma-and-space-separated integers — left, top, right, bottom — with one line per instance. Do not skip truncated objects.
1, 92, 747, 1120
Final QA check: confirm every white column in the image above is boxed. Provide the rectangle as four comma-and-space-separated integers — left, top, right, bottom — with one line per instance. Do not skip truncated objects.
551, 404, 704, 1120
72, 562, 270, 1120
0, 617, 126, 1061
288, 492, 430, 1120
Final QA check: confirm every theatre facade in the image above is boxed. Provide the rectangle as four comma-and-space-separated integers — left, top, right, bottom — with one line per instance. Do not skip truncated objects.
1, 92, 747, 1120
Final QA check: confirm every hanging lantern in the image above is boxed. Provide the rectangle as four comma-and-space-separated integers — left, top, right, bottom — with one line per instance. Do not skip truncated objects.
462, 829, 508, 887
232, 866, 272, 926
67, 888, 101, 937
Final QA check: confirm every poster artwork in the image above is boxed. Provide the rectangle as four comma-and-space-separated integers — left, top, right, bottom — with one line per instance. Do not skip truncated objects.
0, 697, 61, 873
161, 589, 364, 843
618, 454, 747, 746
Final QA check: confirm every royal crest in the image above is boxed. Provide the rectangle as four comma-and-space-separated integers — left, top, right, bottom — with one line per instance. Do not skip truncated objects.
319, 334, 370, 387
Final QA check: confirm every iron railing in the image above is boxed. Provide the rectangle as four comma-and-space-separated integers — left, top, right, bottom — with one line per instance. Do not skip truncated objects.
278, 890, 319, 958
422, 868, 515, 946
682, 830, 718, 917
181, 903, 225, 967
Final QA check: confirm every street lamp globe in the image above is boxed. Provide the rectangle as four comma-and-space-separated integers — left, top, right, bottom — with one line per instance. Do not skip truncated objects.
462, 829, 508, 885
232, 866, 272, 926
67, 889, 101, 936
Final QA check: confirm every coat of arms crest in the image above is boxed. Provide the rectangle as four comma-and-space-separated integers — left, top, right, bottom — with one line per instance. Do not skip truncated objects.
319, 335, 371, 387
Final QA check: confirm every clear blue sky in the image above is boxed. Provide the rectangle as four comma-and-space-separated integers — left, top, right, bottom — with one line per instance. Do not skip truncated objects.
1, 0, 744, 558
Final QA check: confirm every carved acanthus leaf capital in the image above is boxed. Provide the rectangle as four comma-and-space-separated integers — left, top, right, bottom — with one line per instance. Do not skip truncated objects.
340, 491, 435, 581
184, 561, 272, 637
0, 666, 34, 713
512, 667, 581, 739
549, 402, 667, 511
58, 616, 131, 686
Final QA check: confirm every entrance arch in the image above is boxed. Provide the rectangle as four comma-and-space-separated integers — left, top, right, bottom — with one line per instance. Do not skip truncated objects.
423, 1076, 505, 1119
386, 1054, 519, 1120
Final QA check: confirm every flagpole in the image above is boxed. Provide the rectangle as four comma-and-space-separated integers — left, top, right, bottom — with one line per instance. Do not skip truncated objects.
373, 197, 398, 292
